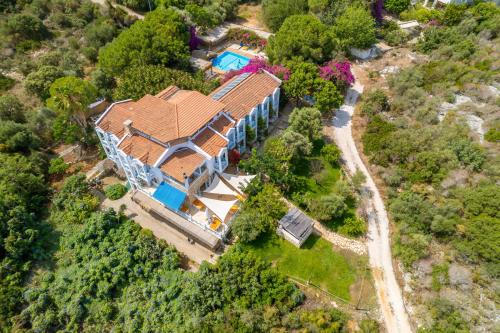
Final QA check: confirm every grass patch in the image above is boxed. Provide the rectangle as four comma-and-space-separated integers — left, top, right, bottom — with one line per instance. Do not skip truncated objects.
241, 232, 357, 300
295, 156, 342, 198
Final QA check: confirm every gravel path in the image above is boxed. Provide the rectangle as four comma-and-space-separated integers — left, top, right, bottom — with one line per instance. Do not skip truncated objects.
332, 75, 413, 333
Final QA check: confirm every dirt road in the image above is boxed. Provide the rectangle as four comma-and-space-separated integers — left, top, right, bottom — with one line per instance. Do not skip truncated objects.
332, 71, 412, 333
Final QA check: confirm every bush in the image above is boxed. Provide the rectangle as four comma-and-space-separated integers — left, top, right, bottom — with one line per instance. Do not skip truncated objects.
24, 65, 65, 100
360, 89, 389, 117
400, 5, 443, 23
320, 143, 341, 166
262, 0, 308, 32
385, 28, 409, 46
232, 209, 267, 243
0, 95, 26, 123
307, 193, 347, 222
384, 0, 410, 14
48, 157, 69, 175
338, 216, 366, 237
104, 183, 128, 200
0, 73, 15, 92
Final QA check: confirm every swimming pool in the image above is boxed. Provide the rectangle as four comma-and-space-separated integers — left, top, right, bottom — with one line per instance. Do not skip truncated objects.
212, 51, 250, 71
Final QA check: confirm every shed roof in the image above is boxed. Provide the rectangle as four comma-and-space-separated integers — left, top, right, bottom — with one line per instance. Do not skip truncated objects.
278, 208, 313, 241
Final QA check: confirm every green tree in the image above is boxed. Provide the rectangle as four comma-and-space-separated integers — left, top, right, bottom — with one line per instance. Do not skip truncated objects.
384, 0, 410, 14
5, 13, 49, 43
307, 193, 347, 222
266, 15, 334, 64
0, 153, 48, 325
289, 107, 323, 142
262, 0, 308, 32
313, 80, 343, 114
46, 76, 98, 143
113, 65, 214, 100
232, 209, 267, 242
0, 121, 39, 153
360, 89, 389, 118
0, 95, 26, 123
24, 65, 65, 100
332, 6, 376, 49
84, 18, 118, 49
281, 129, 313, 157
338, 216, 366, 237
186, 4, 216, 31
48, 157, 69, 175
320, 143, 341, 166
104, 183, 128, 200
283, 62, 322, 103
98, 7, 190, 76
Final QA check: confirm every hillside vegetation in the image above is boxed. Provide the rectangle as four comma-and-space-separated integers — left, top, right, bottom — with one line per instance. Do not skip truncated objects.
358, 3, 499, 331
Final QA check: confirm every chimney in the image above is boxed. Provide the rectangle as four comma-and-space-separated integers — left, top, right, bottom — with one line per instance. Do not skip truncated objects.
123, 119, 133, 136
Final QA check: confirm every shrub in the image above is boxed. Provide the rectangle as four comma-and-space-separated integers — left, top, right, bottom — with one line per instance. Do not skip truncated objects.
338, 216, 367, 237
384, 0, 410, 14
48, 157, 69, 175
262, 0, 308, 32
104, 183, 128, 200
360, 89, 389, 117
24, 65, 65, 100
289, 107, 323, 142
0, 73, 15, 92
400, 5, 443, 23
307, 193, 347, 222
321, 143, 341, 166
485, 127, 500, 142
232, 209, 266, 242
0, 95, 26, 123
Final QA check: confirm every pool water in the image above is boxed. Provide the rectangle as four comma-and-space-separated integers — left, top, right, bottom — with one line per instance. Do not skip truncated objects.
212, 51, 250, 71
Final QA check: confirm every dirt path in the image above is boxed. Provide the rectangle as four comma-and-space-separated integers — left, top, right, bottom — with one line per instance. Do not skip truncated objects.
90, 0, 145, 20
332, 69, 412, 333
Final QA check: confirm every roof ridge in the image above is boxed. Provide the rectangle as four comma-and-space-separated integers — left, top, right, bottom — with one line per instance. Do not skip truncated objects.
175, 103, 179, 138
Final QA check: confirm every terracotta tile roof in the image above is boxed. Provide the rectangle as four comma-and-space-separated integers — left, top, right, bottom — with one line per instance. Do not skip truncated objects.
209, 72, 280, 120
97, 95, 178, 142
160, 148, 205, 183
118, 134, 166, 165
97, 90, 226, 144
155, 85, 180, 100
210, 115, 234, 135
193, 127, 227, 157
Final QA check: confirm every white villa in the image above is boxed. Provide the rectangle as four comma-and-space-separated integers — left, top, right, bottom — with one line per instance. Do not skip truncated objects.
95, 71, 281, 248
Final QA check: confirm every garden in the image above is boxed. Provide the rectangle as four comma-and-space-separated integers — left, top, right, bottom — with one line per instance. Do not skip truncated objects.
240, 232, 367, 302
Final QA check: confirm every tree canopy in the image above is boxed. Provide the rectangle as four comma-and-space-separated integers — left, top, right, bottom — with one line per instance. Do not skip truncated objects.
262, 0, 309, 32
332, 6, 376, 50
113, 65, 215, 100
266, 15, 334, 64
98, 7, 190, 76
47, 76, 98, 144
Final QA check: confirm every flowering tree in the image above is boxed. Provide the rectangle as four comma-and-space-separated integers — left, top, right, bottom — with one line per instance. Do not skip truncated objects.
189, 26, 200, 50
318, 60, 354, 93
222, 57, 290, 83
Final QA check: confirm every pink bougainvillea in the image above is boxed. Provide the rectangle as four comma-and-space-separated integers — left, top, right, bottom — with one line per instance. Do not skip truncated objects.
319, 60, 355, 90
221, 57, 290, 83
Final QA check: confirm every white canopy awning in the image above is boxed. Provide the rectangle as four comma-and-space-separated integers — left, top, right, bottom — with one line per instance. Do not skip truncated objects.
204, 174, 238, 196
196, 195, 238, 222
222, 173, 256, 194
